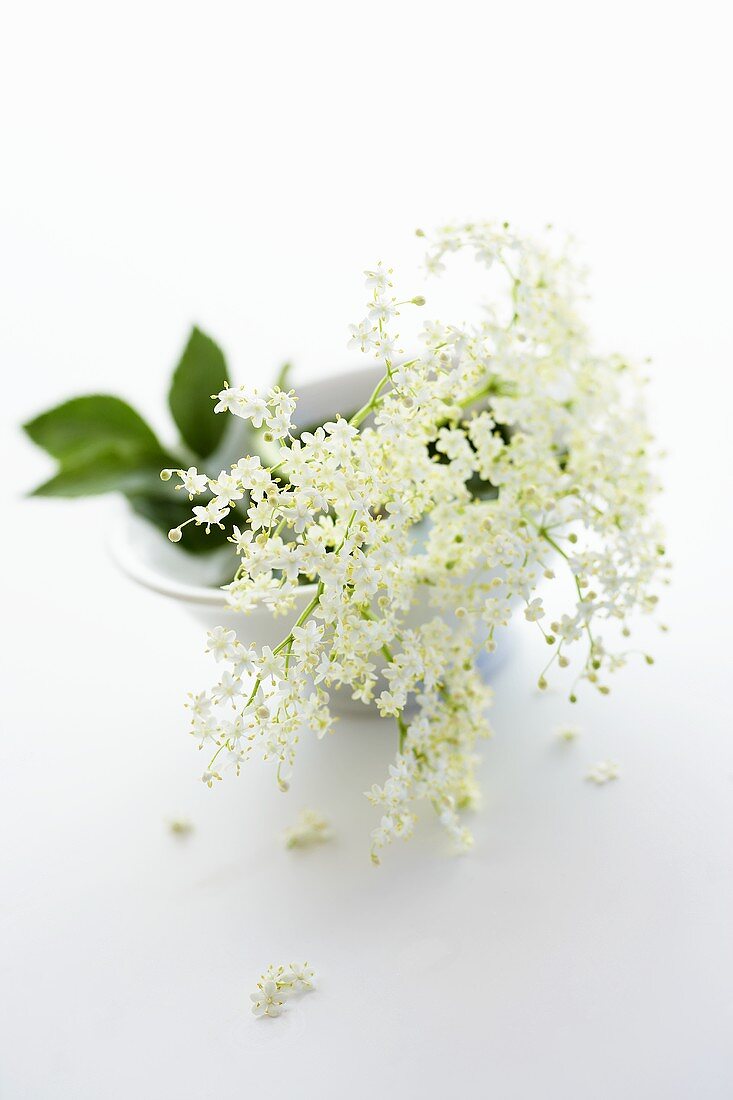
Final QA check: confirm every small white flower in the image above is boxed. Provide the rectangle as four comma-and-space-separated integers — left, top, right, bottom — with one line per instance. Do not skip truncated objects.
375, 334, 400, 361
231, 644, 257, 677
186, 691, 211, 720
233, 455, 263, 483
524, 598, 545, 623
284, 810, 330, 849
249, 963, 316, 1018
208, 471, 243, 503
250, 979, 283, 1018
586, 760, 620, 785
213, 670, 241, 703
368, 298, 397, 323
265, 409, 292, 439
213, 386, 240, 415
323, 417, 358, 448
556, 614, 583, 643
556, 725, 580, 742
236, 389, 269, 427
177, 467, 209, 498
347, 320, 377, 352
192, 499, 229, 532
364, 265, 392, 290
384, 498, 410, 524
229, 525, 254, 554
284, 962, 316, 990
206, 626, 238, 663
376, 690, 400, 716
258, 646, 285, 681
292, 620, 323, 654
190, 713, 218, 747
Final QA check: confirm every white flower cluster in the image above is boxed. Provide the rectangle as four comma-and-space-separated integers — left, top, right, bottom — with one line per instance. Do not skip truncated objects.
179, 222, 667, 862
250, 962, 315, 1018
586, 760, 621, 785
284, 808, 331, 849
556, 725, 581, 743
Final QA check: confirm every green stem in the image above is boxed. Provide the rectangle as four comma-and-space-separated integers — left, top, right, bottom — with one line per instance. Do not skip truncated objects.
349, 372, 392, 428
537, 525, 595, 651
397, 715, 408, 752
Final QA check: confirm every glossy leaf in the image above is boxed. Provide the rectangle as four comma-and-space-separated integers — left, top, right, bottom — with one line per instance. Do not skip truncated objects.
168, 326, 228, 458
30, 448, 169, 497
23, 394, 165, 463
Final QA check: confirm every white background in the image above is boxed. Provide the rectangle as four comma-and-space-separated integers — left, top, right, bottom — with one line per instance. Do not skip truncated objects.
1, 2, 732, 1097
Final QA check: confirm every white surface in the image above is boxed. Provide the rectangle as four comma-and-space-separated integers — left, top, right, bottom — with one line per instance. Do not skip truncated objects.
1, 2, 732, 1098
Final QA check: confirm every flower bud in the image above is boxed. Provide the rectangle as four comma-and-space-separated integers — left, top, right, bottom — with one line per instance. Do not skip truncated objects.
168, 527, 183, 543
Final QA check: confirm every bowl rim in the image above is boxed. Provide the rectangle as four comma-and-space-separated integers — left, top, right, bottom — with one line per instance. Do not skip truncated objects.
110, 511, 319, 607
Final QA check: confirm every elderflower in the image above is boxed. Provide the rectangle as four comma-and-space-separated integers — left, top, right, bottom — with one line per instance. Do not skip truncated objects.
284, 809, 331, 848
250, 979, 284, 1018
250, 963, 316, 1018
176, 221, 666, 862
176, 466, 209, 498
556, 724, 581, 742
205, 626, 238, 662
347, 320, 377, 352
586, 760, 621, 784
524, 598, 546, 623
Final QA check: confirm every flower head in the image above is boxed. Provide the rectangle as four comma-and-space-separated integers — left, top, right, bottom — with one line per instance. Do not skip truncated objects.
250, 979, 284, 1018
178, 221, 665, 863
250, 963, 316, 1018
586, 760, 621, 785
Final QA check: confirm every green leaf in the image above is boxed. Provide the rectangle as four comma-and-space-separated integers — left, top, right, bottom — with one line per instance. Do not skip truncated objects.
30, 448, 168, 497
168, 326, 228, 459
23, 395, 165, 464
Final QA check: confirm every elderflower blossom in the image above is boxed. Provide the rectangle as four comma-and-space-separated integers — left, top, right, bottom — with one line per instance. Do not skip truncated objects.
250, 963, 316, 1018
177, 221, 667, 862
284, 809, 331, 848
556, 724, 581, 742
586, 760, 621, 784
